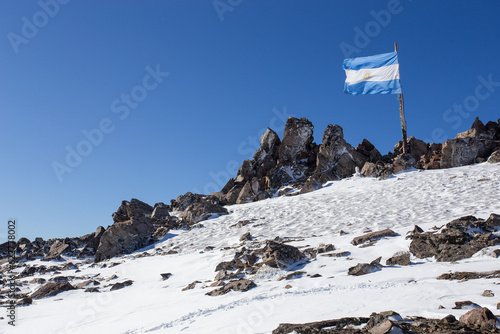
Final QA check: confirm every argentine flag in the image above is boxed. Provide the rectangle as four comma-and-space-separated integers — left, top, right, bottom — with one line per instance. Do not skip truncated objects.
343, 51, 402, 95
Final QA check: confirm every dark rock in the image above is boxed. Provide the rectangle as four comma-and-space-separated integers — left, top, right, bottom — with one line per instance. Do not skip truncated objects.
261, 241, 306, 269
453, 301, 481, 310
348, 257, 382, 276
316, 124, 366, 180
356, 139, 382, 163
170, 192, 205, 212
459, 307, 498, 329
409, 214, 500, 262
277, 271, 306, 281
300, 174, 323, 194
95, 214, 155, 262
160, 273, 172, 280
85, 287, 100, 293
352, 229, 396, 246
30, 282, 75, 299
151, 203, 170, 219
179, 197, 228, 225
278, 117, 315, 166
17, 297, 33, 306
110, 280, 133, 291
112, 198, 153, 222
385, 252, 411, 266
206, 278, 256, 296
437, 270, 500, 281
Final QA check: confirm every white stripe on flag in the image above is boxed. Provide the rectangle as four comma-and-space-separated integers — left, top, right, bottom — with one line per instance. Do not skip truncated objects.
345, 64, 400, 85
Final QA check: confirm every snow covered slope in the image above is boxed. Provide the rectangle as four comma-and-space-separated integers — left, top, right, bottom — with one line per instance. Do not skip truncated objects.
5, 163, 500, 334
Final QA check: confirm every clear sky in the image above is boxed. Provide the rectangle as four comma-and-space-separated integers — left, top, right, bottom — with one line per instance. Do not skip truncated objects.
1, 0, 499, 241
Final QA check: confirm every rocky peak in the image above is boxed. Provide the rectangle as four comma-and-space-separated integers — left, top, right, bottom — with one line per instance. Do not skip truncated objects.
278, 117, 315, 166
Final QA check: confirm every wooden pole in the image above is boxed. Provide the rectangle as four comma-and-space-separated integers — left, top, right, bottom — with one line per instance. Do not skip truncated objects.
394, 42, 408, 154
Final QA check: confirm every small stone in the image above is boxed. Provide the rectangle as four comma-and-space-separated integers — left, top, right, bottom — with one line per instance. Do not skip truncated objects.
285, 284, 292, 289
240, 232, 252, 242
438, 305, 445, 309
160, 273, 172, 280
482, 289, 494, 297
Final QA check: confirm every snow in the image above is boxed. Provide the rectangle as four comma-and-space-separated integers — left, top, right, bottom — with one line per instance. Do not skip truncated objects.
3, 163, 500, 334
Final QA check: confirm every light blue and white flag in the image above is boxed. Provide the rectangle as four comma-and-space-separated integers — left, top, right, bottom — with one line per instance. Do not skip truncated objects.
343, 51, 402, 95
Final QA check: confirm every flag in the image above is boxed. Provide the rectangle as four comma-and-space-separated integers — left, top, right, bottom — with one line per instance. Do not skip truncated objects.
343, 51, 402, 95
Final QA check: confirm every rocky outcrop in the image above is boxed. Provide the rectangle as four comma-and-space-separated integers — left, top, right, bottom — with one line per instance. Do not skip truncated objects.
409, 214, 500, 262
178, 196, 228, 225
278, 117, 316, 166
205, 278, 256, 296
94, 199, 157, 262
30, 282, 75, 299
112, 198, 153, 222
272, 310, 500, 334
261, 241, 306, 269
441, 118, 499, 168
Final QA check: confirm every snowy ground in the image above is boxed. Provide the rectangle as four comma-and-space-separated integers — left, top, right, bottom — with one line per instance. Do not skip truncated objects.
3, 163, 500, 334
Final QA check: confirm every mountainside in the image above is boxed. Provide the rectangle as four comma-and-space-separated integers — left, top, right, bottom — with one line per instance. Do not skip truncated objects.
2, 162, 500, 333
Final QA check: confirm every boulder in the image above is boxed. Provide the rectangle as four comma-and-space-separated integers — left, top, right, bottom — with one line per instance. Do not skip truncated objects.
409, 214, 500, 262
42, 240, 70, 261
385, 251, 410, 266
112, 198, 153, 222
206, 278, 256, 296
300, 174, 323, 194
169, 192, 205, 212
488, 150, 500, 163
178, 197, 228, 225
261, 241, 306, 269
348, 257, 382, 276
459, 307, 498, 329
352, 229, 396, 246
94, 214, 155, 262
151, 203, 170, 219
30, 282, 75, 299
441, 138, 494, 168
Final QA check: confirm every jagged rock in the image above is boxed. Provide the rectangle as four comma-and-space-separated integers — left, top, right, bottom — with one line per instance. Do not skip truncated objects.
151, 203, 170, 219
205, 278, 256, 296
178, 197, 228, 225
17, 297, 33, 306
488, 150, 500, 163
409, 214, 500, 262
352, 229, 396, 246
160, 273, 172, 280
356, 139, 382, 163
265, 167, 293, 189
348, 257, 382, 276
112, 198, 153, 222
77, 226, 106, 258
261, 241, 306, 269
385, 251, 411, 266
42, 240, 70, 261
95, 213, 155, 262
441, 138, 494, 168
253, 128, 281, 163
110, 280, 133, 291
394, 136, 428, 161
30, 282, 75, 299
278, 117, 315, 166
224, 184, 244, 205
236, 181, 256, 204
459, 307, 498, 329
316, 124, 366, 179
170, 192, 206, 212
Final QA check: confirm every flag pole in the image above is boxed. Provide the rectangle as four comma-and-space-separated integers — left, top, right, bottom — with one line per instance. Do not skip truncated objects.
394, 42, 408, 154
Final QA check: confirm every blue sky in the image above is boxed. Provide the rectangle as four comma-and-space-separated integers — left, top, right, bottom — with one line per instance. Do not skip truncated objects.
1, 0, 499, 241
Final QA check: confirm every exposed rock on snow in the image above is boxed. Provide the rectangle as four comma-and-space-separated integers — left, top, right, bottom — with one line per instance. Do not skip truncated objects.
408, 214, 500, 261
30, 282, 75, 299
352, 229, 396, 246
261, 240, 307, 269
178, 196, 228, 225
348, 257, 382, 276
205, 278, 256, 296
